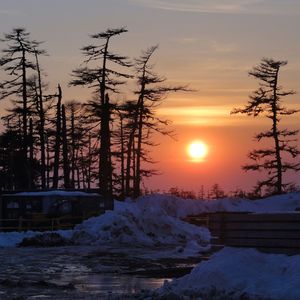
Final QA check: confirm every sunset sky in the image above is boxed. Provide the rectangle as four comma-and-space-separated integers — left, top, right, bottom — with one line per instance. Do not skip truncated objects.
1, 0, 300, 193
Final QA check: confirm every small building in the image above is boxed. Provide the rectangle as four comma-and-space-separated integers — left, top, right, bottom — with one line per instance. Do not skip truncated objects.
0, 190, 104, 231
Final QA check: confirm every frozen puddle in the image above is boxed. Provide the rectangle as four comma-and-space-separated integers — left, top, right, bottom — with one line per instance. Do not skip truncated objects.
0, 245, 203, 299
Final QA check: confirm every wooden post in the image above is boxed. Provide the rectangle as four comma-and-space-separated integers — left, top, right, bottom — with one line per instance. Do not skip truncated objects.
220, 212, 226, 245
18, 217, 23, 231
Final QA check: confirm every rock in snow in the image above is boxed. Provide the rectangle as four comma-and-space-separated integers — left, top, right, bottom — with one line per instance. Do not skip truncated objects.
156, 247, 300, 299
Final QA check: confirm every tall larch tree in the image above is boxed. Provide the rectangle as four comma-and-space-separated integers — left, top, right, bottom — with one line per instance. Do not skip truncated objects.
33, 49, 49, 189
0, 28, 46, 188
70, 27, 131, 208
52, 84, 62, 188
126, 46, 188, 198
232, 58, 300, 195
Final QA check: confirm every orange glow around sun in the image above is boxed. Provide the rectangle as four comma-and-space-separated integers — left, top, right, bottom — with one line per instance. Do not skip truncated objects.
187, 140, 208, 162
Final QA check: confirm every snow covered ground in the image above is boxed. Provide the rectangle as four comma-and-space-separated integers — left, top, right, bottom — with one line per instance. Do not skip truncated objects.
155, 247, 300, 299
137, 191, 300, 217
2, 192, 300, 298
2, 191, 300, 249
0, 196, 211, 256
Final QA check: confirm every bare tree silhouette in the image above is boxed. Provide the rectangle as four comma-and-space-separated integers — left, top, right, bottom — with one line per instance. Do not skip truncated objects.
0, 28, 46, 188
232, 58, 300, 195
70, 27, 131, 207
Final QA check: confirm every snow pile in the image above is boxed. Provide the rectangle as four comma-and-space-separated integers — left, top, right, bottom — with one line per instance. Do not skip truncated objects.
72, 200, 210, 251
157, 247, 300, 299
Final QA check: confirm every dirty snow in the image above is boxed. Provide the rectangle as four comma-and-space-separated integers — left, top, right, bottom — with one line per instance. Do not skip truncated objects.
0, 231, 38, 247
0, 230, 73, 248
156, 247, 300, 299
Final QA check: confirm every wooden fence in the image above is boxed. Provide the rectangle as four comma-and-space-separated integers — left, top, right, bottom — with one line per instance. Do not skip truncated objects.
186, 212, 300, 254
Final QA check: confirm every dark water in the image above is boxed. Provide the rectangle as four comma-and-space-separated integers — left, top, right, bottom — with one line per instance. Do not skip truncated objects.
0, 245, 201, 299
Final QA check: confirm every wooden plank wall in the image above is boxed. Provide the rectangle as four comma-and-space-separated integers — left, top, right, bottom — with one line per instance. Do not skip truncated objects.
187, 213, 300, 254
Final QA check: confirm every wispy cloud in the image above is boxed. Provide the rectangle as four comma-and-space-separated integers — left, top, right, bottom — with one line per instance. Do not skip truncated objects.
156, 105, 270, 126
157, 105, 232, 126
172, 37, 200, 44
0, 10, 23, 16
129, 0, 300, 15
210, 40, 238, 53
158, 106, 230, 117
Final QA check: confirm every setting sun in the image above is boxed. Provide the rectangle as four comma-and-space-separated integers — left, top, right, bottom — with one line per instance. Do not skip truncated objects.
187, 141, 208, 161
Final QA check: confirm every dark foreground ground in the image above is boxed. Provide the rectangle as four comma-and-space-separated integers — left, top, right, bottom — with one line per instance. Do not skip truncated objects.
0, 245, 204, 299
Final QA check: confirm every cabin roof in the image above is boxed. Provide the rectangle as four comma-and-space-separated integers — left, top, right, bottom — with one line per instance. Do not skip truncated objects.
1, 190, 100, 197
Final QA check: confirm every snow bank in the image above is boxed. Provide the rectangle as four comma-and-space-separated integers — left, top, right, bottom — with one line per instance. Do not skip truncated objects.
137, 191, 300, 217
157, 247, 300, 299
136, 194, 256, 217
72, 200, 210, 252
251, 192, 300, 213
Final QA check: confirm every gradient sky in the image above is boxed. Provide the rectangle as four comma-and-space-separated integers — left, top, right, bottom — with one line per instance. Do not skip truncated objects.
1, 0, 300, 193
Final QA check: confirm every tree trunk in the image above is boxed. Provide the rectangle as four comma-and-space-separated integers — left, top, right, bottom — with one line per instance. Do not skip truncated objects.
87, 133, 92, 190
99, 39, 113, 208
125, 71, 146, 197
119, 114, 125, 198
21, 48, 28, 159
35, 51, 46, 189
272, 67, 282, 194
62, 104, 70, 188
52, 84, 62, 188
100, 94, 113, 208
29, 118, 34, 188
46, 134, 50, 189
21, 46, 30, 189
134, 103, 144, 198
71, 107, 76, 188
